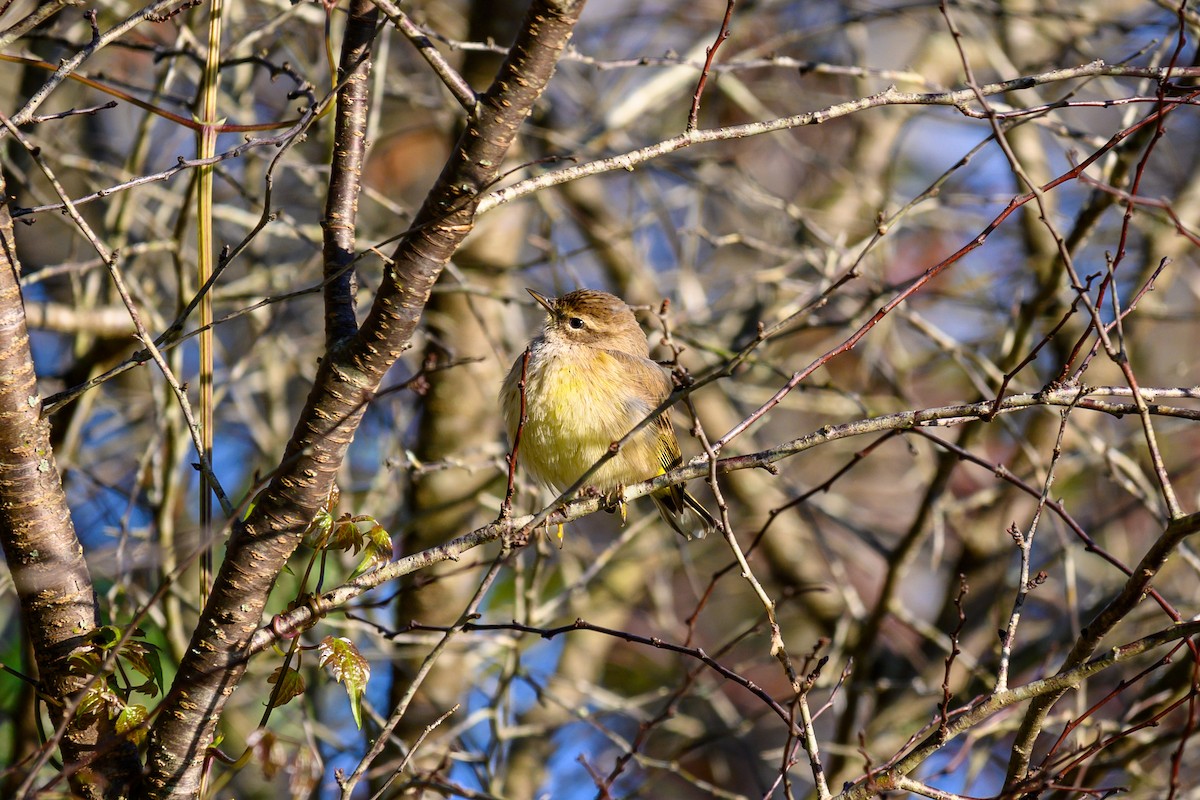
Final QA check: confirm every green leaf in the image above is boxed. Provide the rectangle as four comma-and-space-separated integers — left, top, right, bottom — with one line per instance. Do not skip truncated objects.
318, 636, 370, 729
77, 683, 118, 718
92, 625, 121, 650
68, 650, 102, 676
303, 507, 335, 549
120, 640, 163, 690
266, 665, 306, 708
324, 513, 364, 552
143, 642, 164, 693
349, 522, 393, 579
115, 704, 148, 745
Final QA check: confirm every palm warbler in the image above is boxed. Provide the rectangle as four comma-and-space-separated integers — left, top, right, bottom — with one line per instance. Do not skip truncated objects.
500, 288, 717, 540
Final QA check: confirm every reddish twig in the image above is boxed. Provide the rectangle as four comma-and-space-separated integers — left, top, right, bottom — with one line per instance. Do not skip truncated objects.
937, 576, 968, 742
1062, 258, 1170, 382
910, 428, 1183, 624
712, 88, 1198, 453
1168, 659, 1200, 798
1041, 648, 1181, 769
0, 52, 314, 133
404, 617, 802, 734
990, 276, 1094, 418
687, 0, 735, 131
1036, 680, 1194, 794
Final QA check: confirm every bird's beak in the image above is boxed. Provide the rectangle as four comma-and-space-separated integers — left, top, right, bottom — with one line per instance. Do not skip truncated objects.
527, 288, 555, 314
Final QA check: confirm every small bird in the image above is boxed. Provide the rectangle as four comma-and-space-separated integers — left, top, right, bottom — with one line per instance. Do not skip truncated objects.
500, 288, 717, 540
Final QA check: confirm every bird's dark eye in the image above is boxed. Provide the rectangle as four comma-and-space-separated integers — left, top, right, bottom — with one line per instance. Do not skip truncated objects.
568, 317, 585, 330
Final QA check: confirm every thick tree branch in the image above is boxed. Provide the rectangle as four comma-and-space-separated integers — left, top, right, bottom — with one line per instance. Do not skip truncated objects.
0, 177, 140, 797
321, 0, 378, 346
141, 2, 588, 797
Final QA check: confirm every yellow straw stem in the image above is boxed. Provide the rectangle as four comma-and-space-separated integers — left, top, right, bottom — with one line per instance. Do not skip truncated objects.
196, 0, 222, 604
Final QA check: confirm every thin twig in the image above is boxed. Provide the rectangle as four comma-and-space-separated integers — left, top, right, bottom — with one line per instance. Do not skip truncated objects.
0, 110, 234, 518
249, 384, 1200, 654
368, 705, 460, 800
337, 548, 512, 798
375, 0, 478, 112
477, 62, 1200, 216
711, 87, 1198, 452
25, 100, 119, 123
686, 0, 735, 131
938, 576, 968, 741
835, 618, 1200, 799
403, 618, 803, 734
994, 398, 1076, 692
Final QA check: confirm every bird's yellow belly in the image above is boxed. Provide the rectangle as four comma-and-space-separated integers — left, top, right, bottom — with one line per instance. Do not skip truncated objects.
519, 354, 653, 492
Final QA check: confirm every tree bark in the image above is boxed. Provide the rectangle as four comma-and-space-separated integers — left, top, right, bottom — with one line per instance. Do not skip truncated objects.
142, 2, 588, 797
0, 173, 141, 797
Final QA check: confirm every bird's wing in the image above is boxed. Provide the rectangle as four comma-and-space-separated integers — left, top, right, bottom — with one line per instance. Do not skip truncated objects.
604, 349, 682, 472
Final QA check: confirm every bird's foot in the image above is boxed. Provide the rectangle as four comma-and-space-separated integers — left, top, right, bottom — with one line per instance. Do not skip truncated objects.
604, 485, 628, 526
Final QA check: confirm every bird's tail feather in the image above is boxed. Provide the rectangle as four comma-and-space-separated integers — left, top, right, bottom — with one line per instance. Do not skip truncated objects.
652, 488, 718, 540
